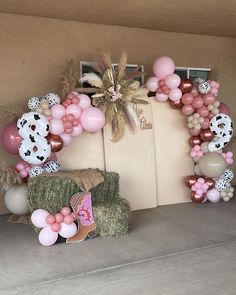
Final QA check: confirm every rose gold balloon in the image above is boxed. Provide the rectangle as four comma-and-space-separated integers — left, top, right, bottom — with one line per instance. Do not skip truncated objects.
189, 136, 202, 147
179, 79, 193, 94
204, 177, 215, 190
47, 133, 63, 153
200, 129, 214, 142
191, 191, 205, 203
185, 175, 198, 188
169, 100, 183, 109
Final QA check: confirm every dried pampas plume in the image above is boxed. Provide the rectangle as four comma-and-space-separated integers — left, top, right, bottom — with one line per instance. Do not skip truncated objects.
80, 73, 103, 88
0, 105, 24, 127
60, 60, 80, 99
0, 163, 22, 193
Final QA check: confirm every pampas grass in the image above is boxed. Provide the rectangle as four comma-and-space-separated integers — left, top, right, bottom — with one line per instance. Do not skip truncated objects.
0, 163, 22, 193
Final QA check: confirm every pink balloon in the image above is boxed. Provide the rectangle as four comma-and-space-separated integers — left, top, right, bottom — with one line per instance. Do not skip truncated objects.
169, 88, 182, 102
48, 153, 57, 161
189, 128, 201, 136
181, 93, 193, 105
203, 93, 215, 105
38, 226, 58, 246
190, 86, 200, 97
51, 104, 66, 119
31, 209, 49, 228
153, 56, 175, 79
182, 105, 194, 116
71, 124, 83, 137
192, 96, 204, 109
63, 215, 74, 225
46, 214, 56, 225
51, 222, 61, 232
55, 213, 64, 223
60, 133, 72, 146
219, 103, 230, 115
19, 170, 28, 178
78, 94, 91, 110
146, 77, 159, 92
58, 222, 77, 238
201, 117, 210, 130
155, 93, 168, 102
206, 188, 220, 203
49, 119, 64, 135
61, 207, 71, 216
197, 106, 209, 118
165, 74, 181, 89
80, 107, 105, 132
66, 104, 82, 119
0, 123, 22, 155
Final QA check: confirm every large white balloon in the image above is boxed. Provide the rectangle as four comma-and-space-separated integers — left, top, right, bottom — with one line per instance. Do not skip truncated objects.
4, 184, 29, 215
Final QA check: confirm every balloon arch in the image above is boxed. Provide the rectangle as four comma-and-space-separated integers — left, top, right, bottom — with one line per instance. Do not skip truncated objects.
146, 56, 234, 203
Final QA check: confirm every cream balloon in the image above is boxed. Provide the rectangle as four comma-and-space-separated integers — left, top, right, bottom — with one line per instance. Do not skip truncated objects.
4, 184, 29, 215
198, 152, 227, 178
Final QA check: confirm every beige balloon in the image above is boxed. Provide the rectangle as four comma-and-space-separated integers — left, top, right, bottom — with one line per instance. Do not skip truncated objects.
199, 152, 226, 178
200, 142, 209, 153
4, 184, 29, 215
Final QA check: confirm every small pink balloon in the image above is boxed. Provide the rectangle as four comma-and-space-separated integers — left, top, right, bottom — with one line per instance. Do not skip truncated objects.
165, 74, 181, 89
49, 119, 64, 135
63, 215, 73, 225
153, 56, 175, 79
61, 207, 71, 216
59, 222, 77, 239
19, 170, 28, 178
191, 86, 199, 97
197, 106, 209, 118
16, 163, 25, 171
208, 113, 214, 119
189, 128, 201, 136
51, 222, 61, 232
65, 128, 73, 134
67, 114, 75, 122
71, 124, 83, 137
146, 77, 159, 92
80, 107, 105, 132
206, 188, 220, 203
55, 213, 64, 223
51, 104, 66, 119
0, 122, 22, 155
63, 121, 73, 129
38, 226, 58, 246
181, 93, 194, 105
219, 103, 230, 115
203, 93, 215, 105
60, 133, 72, 146
182, 105, 194, 116
192, 96, 204, 109
46, 214, 56, 225
169, 88, 182, 102
201, 117, 210, 130
155, 93, 168, 102
78, 94, 91, 110
196, 189, 203, 196
66, 104, 82, 119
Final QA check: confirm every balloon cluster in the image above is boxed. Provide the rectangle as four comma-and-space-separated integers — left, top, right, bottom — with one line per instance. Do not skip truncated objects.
31, 207, 78, 246
0, 91, 105, 181
148, 56, 234, 204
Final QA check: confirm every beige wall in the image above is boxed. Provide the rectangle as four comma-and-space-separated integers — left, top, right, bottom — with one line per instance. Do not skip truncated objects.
0, 13, 236, 213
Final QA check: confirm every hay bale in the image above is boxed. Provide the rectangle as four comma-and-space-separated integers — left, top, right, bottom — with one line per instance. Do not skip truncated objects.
94, 198, 131, 237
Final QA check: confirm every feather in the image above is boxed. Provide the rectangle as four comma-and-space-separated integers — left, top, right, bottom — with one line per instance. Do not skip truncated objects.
126, 65, 144, 80
118, 51, 127, 80
80, 73, 103, 88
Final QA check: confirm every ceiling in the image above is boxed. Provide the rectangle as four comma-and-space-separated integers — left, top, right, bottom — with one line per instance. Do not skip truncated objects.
0, 0, 236, 38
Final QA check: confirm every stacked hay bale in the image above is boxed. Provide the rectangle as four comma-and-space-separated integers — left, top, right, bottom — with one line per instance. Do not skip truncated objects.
28, 171, 131, 237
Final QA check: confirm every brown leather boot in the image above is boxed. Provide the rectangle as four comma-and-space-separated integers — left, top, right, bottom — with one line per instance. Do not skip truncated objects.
66, 192, 97, 243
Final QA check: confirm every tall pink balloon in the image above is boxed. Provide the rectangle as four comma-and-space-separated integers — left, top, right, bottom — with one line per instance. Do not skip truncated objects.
153, 56, 175, 79
0, 122, 22, 155
80, 107, 105, 132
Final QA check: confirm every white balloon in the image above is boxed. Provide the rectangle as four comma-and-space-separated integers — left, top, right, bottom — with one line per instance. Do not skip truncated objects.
38, 226, 58, 246
31, 209, 49, 228
59, 222, 77, 238
4, 184, 29, 215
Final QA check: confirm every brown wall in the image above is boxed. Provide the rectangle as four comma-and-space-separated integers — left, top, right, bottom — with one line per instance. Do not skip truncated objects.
0, 13, 236, 212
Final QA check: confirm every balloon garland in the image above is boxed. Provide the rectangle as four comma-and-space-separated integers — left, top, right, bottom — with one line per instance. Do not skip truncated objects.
147, 56, 234, 204
0, 91, 105, 181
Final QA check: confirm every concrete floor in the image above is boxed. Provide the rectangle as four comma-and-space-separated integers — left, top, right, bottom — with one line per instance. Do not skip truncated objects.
1, 198, 236, 295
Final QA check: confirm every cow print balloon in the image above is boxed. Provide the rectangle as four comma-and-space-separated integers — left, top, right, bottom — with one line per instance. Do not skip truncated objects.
198, 82, 211, 94
29, 166, 45, 177
28, 97, 41, 110
45, 93, 60, 107
193, 77, 206, 86
215, 178, 230, 192
44, 160, 60, 173
222, 169, 234, 182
